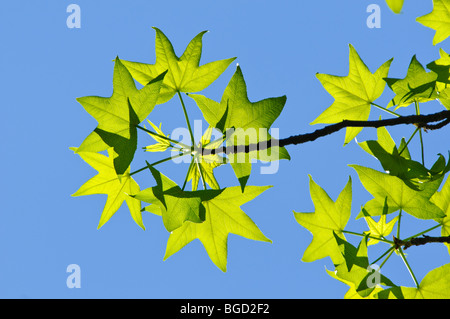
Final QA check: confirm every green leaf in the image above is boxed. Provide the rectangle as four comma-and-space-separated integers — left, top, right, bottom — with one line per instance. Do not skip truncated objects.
358, 127, 449, 193
189, 65, 290, 191
416, 0, 450, 45
293, 177, 352, 265
187, 126, 226, 191
164, 186, 272, 272
431, 174, 450, 254
133, 164, 212, 232
331, 234, 396, 298
143, 120, 172, 152
385, 55, 438, 109
376, 263, 450, 299
362, 206, 398, 246
312, 44, 392, 145
76, 57, 165, 175
386, 0, 404, 14
71, 147, 143, 230
351, 165, 445, 220
121, 27, 236, 104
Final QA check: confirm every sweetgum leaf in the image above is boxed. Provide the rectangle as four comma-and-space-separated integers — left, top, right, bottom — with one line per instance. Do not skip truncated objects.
331, 234, 396, 298
358, 126, 449, 193
143, 120, 171, 152
385, 55, 438, 109
71, 147, 143, 230
312, 44, 392, 145
133, 164, 215, 232
76, 57, 165, 175
351, 165, 445, 220
293, 176, 352, 265
121, 27, 236, 104
416, 0, 450, 45
189, 65, 290, 191
164, 185, 272, 272
187, 126, 225, 191
376, 263, 450, 299
362, 206, 398, 246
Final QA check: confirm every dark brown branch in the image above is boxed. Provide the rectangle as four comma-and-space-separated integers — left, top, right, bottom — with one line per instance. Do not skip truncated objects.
393, 235, 450, 250
202, 110, 450, 156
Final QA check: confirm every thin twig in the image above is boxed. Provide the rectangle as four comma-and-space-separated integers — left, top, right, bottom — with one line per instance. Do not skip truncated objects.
201, 110, 450, 155
394, 235, 450, 250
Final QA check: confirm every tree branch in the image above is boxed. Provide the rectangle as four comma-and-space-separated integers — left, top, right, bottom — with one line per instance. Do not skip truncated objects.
202, 110, 450, 155
393, 235, 450, 250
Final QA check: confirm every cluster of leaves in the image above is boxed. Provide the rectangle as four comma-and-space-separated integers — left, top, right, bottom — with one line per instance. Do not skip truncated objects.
71, 0, 450, 298
294, 42, 450, 298
72, 27, 287, 272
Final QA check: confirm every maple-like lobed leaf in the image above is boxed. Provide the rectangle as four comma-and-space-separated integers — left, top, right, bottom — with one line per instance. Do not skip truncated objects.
416, 0, 450, 45
143, 120, 172, 152
312, 44, 392, 144
351, 165, 445, 220
76, 57, 165, 175
190, 65, 290, 191
187, 126, 225, 191
163, 185, 272, 272
133, 164, 213, 232
330, 234, 397, 298
294, 176, 352, 265
385, 55, 438, 109
362, 207, 398, 246
357, 126, 449, 195
121, 27, 236, 104
71, 147, 144, 230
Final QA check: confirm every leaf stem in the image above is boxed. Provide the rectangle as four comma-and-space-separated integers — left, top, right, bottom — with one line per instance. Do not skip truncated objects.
398, 248, 420, 288
398, 127, 419, 156
341, 230, 394, 244
195, 159, 208, 190
177, 91, 196, 147
136, 124, 190, 149
371, 102, 401, 117
181, 156, 195, 191
129, 153, 188, 177
372, 247, 394, 268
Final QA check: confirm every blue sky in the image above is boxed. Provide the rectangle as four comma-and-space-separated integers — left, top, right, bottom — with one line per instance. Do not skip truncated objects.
1, 1, 449, 298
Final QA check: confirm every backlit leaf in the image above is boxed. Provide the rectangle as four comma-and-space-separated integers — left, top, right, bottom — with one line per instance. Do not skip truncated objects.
122, 27, 236, 104
164, 186, 272, 272
385, 55, 438, 109
312, 44, 392, 144
71, 147, 143, 230
189, 65, 290, 191
294, 177, 352, 264
416, 0, 450, 45
351, 165, 445, 220
76, 57, 165, 175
